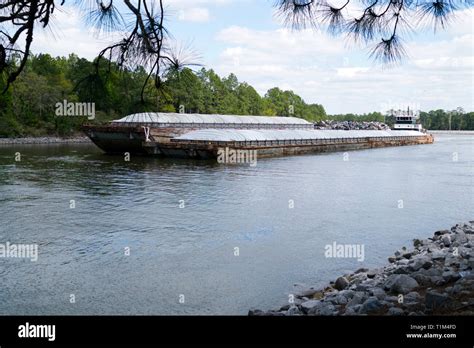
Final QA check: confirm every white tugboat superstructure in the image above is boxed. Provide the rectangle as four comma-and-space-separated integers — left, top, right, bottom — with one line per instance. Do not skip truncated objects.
392, 108, 423, 131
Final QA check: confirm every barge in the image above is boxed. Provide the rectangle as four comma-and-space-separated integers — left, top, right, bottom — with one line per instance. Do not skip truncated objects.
82, 112, 434, 159
82, 113, 312, 155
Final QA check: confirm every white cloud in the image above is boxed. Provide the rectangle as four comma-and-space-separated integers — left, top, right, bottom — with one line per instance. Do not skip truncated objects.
213, 11, 474, 114
336, 67, 370, 78
167, 0, 236, 22
30, 7, 123, 60
178, 7, 210, 22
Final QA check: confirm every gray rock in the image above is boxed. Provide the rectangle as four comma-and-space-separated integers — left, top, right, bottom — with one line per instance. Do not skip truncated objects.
334, 276, 349, 290
317, 303, 337, 316
413, 239, 424, 248
422, 260, 434, 270
402, 252, 413, 259
453, 230, 468, 244
441, 234, 452, 247
295, 288, 320, 298
462, 225, 474, 234
384, 274, 419, 294
324, 290, 339, 297
434, 230, 450, 237
344, 304, 362, 315
419, 267, 442, 277
307, 302, 336, 316
338, 290, 355, 299
325, 294, 339, 305
393, 266, 410, 274
425, 291, 449, 309
385, 296, 399, 302
300, 300, 321, 314
413, 274, 431, 286
248, 309, 265, 316
431, 250, 446, 260
367, 269, 379, 278
388, 307, 404, 316
355, 283, 372, 292
408, 257, 433, 272
335, 294, 348, 305
359, 297, 383, 314
442, 271, 461, 283
344, 307, 357, 315
355, 268, 369, 274
451, 284, 462, 294
369, 287, 387, 300
346, 291, 367, 307
397, 259, 410, 266
432, 276, 445, 286
338, 290, 354, 300
415, 274, 444, 286
404, 291, 420, 303
286, 305, 302, 316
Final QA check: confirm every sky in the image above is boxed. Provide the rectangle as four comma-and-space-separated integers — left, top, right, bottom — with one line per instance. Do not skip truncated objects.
30, 0, 474, 114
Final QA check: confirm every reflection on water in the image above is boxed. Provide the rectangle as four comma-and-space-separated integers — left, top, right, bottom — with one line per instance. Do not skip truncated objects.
0, 135, 472, 314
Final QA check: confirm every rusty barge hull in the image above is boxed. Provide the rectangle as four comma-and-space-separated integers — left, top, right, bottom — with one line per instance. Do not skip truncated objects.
82, 125, 189, 155
142, 134, 434, 159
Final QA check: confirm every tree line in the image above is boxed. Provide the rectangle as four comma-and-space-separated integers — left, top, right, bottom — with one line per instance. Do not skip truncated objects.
0, 54, 326, 137
330, 110, 474, 130
0, 53, 327, 137
0, 53, 472, 138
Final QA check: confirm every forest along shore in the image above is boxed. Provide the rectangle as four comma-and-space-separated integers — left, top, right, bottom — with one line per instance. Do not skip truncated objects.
0, 136, 91, 145
250, 222, 474, 316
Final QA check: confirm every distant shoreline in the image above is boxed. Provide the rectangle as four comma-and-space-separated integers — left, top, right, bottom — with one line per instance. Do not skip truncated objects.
429, 130, 474, 135
0, 136, 92, 145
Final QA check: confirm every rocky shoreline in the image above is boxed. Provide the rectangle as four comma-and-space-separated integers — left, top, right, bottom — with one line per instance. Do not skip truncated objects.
250, 222, 474, 316
0, 136, 92, 145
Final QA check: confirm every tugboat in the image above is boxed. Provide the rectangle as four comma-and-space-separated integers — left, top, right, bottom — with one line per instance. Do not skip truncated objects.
392, 108, 423, 132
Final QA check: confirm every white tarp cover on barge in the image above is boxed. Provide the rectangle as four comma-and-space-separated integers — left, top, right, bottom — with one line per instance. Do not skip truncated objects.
112, 113, 311, 125
172, 129, 425, 142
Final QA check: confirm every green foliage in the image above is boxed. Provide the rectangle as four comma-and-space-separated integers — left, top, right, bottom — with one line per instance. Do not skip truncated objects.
0, 54, 329, 137
1, 53, 470, 137
419, 109, 474, 131
329, 110, 474, 130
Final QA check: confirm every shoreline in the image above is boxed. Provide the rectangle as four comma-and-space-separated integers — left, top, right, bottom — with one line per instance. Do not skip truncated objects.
250, 222, 474, 316
0, 136, 92, 145
428, 130, 474, 135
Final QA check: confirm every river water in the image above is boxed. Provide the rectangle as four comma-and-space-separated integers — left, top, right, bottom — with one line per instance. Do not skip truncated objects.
0, 134, 472, 315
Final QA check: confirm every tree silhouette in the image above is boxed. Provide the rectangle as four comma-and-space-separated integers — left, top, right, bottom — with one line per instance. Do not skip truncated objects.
275, 0, 472, 63
0, 0, 200, 98
1, 0, 472, 94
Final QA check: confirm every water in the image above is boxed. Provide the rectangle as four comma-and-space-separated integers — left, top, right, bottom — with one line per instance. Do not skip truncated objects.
0, 134, 472, 315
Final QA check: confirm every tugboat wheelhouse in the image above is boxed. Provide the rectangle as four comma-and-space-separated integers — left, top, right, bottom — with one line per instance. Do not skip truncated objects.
392, 108, 423, 132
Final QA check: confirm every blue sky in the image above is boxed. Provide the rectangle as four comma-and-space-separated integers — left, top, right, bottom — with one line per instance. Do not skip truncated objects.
166, 1, 278, 60
31, 0, 474, 114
